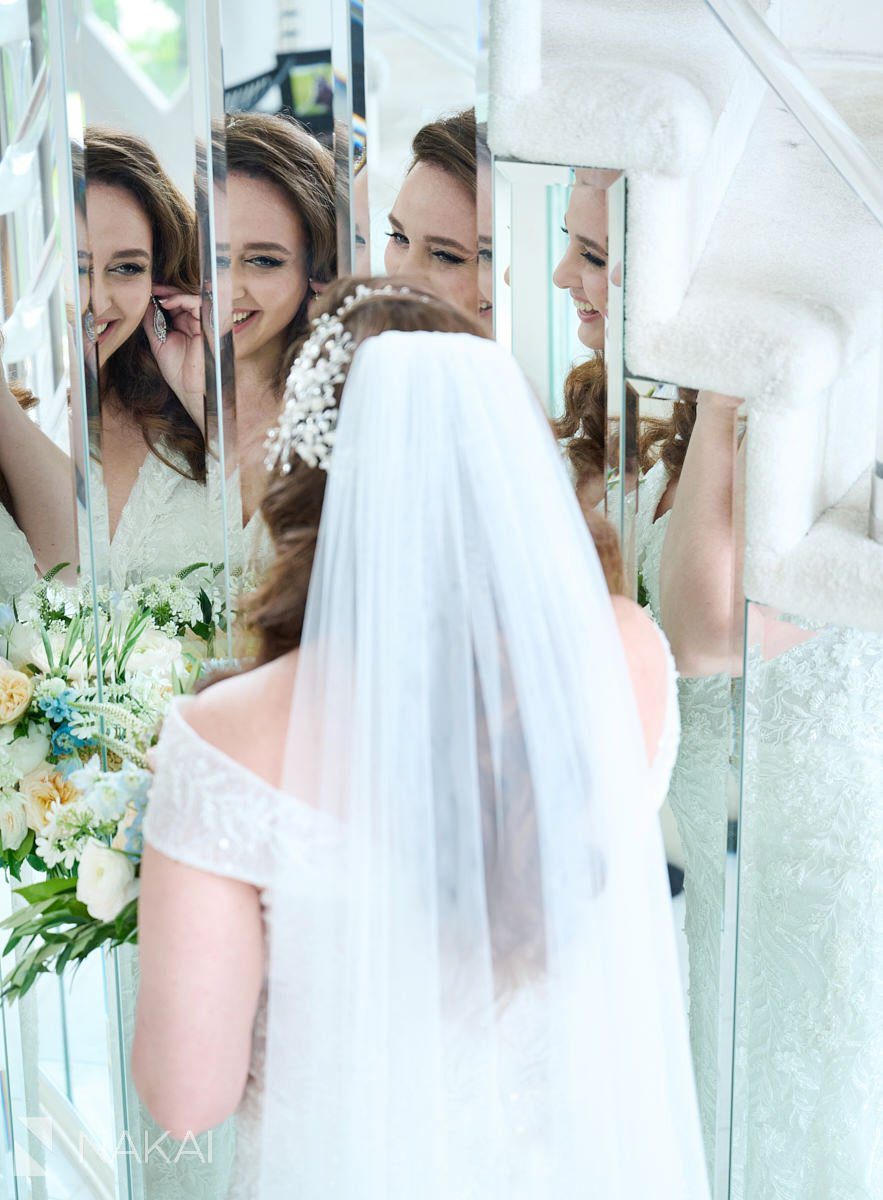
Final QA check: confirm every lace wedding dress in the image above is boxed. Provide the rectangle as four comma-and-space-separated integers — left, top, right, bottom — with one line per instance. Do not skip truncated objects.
143, 646, 682, 1198
636, 460, 737, 1168
88, 446, 271, 588
92, 445, 242, 1197
0, 503, 35, 603
638, 459, 883, 1200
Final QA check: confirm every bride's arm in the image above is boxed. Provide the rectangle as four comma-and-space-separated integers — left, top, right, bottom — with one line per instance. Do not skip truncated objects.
612, 595, 669, 767
131, 845, 265, 1140
0, 367, 78, 572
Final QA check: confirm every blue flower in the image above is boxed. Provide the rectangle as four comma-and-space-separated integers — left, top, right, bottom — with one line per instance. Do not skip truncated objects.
50, 724, 94, 758
38, 688, 78, 724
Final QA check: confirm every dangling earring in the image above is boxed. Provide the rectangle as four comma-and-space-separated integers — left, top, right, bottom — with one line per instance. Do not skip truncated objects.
84, 310, 96, 342
151, 295, 168, 344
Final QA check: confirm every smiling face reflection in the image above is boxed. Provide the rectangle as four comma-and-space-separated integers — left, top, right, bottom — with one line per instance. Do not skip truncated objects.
227, 172, 311, 369
552, 181, 609, 352
79, 184, 153, 362
384, 162, 478, 319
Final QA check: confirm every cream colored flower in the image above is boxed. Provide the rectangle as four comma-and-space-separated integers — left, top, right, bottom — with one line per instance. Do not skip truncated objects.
20, 768, 80, 832
0, 725, 51, 776
76, 841, 137, 922
0, 667, 33, 725
127, 628, 184, 678
0, 795, 28, 850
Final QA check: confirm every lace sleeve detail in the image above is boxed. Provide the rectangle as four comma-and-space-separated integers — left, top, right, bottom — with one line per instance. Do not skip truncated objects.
143, 701, 288, 888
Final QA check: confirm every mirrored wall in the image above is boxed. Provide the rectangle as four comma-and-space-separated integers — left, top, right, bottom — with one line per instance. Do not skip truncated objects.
1, 2, 881, 1198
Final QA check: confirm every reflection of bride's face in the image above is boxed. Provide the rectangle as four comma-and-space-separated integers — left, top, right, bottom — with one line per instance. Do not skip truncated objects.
353, 166, 370, 274
78, 184, 153, 362
384, 162, 478, 319
227, 172, 311, 364
477, 164, 493, 328
552, 183, 609, 352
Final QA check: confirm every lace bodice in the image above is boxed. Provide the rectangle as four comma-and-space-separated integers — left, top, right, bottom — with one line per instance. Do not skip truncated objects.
90, 450, 275, 588
88, 451, 223, 589
0, 503, 36, 602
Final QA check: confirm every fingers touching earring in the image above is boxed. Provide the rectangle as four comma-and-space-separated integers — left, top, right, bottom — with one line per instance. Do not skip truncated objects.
151, 295, 168, 344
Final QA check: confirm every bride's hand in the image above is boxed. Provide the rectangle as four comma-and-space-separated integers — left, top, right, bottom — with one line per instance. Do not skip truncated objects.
144, 283, 206, 432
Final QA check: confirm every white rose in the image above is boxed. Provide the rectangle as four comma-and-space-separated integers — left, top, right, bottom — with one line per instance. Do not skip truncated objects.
127, 629, 184, 678
0, 794, 29, 851
27, 634, 88, 684
76, 841, 138, 922
0, 726, 51, 777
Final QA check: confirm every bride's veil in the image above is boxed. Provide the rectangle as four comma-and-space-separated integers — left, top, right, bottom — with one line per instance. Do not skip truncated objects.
258, 330, 709, 1197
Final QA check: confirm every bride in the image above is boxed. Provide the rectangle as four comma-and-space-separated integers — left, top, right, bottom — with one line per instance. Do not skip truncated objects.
132, 279, 709, 1197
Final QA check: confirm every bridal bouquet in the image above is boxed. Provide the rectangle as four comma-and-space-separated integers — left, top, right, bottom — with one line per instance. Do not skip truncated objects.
0, 563, 242, 1001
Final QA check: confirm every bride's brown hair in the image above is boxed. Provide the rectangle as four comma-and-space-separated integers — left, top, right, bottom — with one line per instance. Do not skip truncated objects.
247, 277, 487, 664
82, 128, 204, 481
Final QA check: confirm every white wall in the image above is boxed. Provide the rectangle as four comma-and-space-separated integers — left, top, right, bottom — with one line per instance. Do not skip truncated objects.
782, 0, 883, 56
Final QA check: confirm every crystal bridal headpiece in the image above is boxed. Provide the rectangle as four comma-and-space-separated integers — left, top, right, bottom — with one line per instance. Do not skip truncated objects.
264, 282, 425, 474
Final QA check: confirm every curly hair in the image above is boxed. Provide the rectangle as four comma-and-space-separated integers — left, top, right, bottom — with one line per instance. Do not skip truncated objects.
555, 356, 699, 490
82, 128, 205, 481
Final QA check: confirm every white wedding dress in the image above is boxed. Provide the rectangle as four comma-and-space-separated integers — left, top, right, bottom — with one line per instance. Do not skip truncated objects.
143, 644, 682, 1198
90, 449, 272, 589
638, 459, 883, 1200
0, 503, 36, 603
96, 446, 263, 1198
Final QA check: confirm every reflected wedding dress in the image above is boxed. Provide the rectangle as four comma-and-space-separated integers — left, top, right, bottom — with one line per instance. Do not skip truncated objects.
94, 446, 256, 1198
0, 503, 36, 602
91, 447, 271, 588
143, 644, 682, 1197
638, 459, 883, 1199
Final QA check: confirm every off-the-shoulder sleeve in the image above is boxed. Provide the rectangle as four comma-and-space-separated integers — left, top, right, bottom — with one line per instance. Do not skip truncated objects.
143, 701, 286, 888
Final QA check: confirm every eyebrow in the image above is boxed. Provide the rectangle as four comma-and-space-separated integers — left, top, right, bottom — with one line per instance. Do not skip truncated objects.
389, 214, 474, 257
575, 234, 607, 256
243, 241, 291, 254
109, 248, 150, 260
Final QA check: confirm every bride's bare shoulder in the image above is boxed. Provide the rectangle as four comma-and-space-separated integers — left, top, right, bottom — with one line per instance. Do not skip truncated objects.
182, 654, 298, 788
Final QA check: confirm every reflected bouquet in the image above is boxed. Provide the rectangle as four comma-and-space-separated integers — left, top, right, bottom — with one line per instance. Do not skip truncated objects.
0, 562, 243, 1001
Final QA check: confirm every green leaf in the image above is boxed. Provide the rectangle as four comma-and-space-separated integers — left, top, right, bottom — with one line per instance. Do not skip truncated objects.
39, 624, 56, 672
41, 563, 71, 585
12, 831, 35, 863
177, 562, 209, 580
11, 876, 78, 904
198, 588, 213, 626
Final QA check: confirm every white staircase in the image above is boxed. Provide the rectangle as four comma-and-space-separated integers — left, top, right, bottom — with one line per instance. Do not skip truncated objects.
488, 0, 883, 632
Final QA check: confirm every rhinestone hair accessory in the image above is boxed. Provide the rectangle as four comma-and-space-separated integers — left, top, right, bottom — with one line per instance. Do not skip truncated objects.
264, 283, 422, 474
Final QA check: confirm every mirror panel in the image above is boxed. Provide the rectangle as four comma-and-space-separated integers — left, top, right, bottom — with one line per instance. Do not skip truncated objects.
1, 5, 879, 1199
496, 155, 748, 1197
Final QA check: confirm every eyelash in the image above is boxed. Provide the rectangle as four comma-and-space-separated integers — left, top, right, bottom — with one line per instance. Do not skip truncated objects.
246, 256, 284, 269
560, 226, 606, 269
78, 263, 146, 278
385, 230, 468, 266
